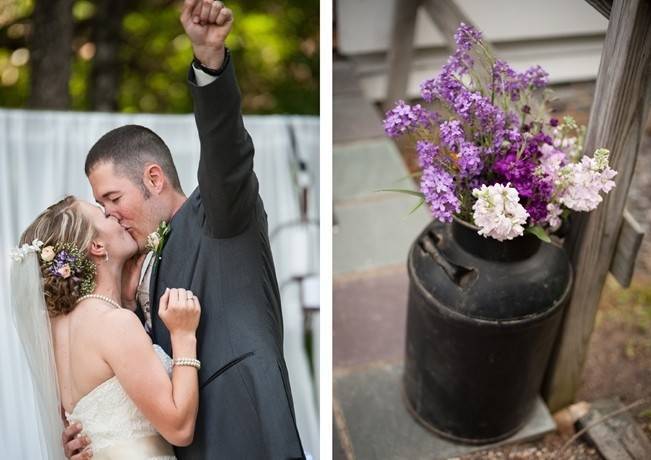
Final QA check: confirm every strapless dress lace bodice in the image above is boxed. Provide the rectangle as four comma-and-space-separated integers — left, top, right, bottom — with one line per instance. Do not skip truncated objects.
65, 345, 176, 460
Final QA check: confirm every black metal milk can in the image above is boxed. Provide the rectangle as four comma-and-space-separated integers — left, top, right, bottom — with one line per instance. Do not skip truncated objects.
403, 218, 572, 443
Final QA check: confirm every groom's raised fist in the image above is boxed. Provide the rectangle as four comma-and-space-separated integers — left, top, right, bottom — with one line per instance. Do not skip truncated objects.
181, 0, 233, 70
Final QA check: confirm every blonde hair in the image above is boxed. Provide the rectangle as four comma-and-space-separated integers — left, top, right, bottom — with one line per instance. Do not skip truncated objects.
19, 196, 97, 316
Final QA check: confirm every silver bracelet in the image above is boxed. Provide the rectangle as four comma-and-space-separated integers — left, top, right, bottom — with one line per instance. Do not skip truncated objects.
173, 357, 201, 370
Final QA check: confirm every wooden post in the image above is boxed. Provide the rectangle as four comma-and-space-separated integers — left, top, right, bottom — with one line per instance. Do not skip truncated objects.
543, 0, 651, 411
384, 0, 478, 108
384, 0, 422, 111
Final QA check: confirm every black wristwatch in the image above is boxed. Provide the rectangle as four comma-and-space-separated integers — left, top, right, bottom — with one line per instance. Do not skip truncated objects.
192, 47, 230, 76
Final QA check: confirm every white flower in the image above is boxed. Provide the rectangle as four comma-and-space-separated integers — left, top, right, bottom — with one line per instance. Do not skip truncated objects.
545, 203, 563, 232
558, 150, 616, 212
9, 239, 44, 263
57, 264, 71, 279
147, 232, 161, 252
472, 183, 529, 241
41, 246, 56, 262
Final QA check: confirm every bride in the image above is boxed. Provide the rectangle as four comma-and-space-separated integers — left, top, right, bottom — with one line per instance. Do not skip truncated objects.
11, 195, 201, 459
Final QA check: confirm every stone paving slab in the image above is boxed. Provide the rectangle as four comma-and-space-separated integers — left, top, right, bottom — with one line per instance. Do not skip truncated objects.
334, 60, 386, 144
334, 265, 408, 368
333, 363, 557, 460
334, 197, 430, 275
334, 140, 413, 203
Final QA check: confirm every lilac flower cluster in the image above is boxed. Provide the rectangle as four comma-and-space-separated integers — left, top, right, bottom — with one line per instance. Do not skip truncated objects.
491, 60, 549, 101
383, 100, 437, 138
416, 141, 439, 168
383, 22, 616, 240
420, 165, 460, 223
439, 120, 464, 151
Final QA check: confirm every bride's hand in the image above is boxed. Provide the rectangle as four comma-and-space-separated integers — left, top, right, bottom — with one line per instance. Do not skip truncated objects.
158, 288, 201, 336
121, 253, 146, 310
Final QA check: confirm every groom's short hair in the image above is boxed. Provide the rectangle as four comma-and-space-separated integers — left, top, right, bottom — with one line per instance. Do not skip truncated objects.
85, 125, 183, 196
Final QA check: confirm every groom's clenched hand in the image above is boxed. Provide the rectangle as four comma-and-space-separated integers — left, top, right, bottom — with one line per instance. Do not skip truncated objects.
180, 0, 233, 70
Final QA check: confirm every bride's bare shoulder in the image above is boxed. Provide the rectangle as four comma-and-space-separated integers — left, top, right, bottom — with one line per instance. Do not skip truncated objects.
102, 307, 147, 334
75, 301, 148, 341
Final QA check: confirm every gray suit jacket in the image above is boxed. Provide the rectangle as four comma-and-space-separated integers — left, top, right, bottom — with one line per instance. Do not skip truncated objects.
147, 57, 305, 460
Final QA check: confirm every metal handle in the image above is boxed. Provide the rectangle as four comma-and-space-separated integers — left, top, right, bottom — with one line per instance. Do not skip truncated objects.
419, 230, 478, 289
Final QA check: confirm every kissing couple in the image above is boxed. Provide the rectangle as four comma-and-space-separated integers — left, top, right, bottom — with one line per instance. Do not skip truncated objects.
10, 1, 305, 459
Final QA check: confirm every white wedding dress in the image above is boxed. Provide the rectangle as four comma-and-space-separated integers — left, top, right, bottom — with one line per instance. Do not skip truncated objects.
64, 345, 177, 460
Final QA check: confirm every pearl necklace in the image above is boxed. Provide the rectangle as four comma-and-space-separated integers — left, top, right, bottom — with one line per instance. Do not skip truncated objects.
76, 294, 122, 310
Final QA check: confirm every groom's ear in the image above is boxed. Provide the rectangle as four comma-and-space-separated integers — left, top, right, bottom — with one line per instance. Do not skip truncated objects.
143, 164, 165, 195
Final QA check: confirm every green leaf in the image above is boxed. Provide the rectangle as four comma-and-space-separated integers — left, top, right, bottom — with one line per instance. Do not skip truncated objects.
393, 171, 422, 183
526, 225, 551, 243
408, 198, 425, 215
376, 188, 425, 198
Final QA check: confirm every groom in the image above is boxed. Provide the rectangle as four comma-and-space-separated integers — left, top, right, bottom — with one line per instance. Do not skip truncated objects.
63, 1, 305, 459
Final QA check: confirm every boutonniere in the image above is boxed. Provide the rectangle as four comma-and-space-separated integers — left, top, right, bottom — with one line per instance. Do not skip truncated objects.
146, 221, 171, 258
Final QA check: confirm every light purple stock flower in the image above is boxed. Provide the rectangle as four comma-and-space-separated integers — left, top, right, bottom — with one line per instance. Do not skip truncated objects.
416, 141, 439, 168
458, 142, 483, 178
383, 100, 437, 138
420, 165, 460, 222
439, 120, 464, 151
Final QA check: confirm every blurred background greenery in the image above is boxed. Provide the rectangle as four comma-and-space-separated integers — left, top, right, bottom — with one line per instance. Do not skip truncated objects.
0, 0, 318, 114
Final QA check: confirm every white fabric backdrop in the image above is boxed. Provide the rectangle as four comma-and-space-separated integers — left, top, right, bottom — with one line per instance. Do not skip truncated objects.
0, 109, 320, 459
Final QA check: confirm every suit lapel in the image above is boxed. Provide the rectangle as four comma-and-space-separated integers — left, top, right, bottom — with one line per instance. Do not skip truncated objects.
149, 254, 161, 342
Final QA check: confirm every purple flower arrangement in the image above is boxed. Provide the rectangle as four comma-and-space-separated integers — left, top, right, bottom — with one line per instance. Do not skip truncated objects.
40, 242, 96, 295
383, 23, 616, 241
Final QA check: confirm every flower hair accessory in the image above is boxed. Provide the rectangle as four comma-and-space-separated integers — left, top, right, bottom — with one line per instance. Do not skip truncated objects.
40, 242, 96, 296
146, 221, 171, 258
10, 240, 96, 296
10, 239, 44, 262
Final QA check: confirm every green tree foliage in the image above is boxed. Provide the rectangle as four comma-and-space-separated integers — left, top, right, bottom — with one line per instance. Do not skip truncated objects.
0, 0, 318, 114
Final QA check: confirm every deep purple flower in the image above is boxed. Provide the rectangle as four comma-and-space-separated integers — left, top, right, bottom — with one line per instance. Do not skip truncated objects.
420, 165, 460, 222
524, 177, 554, 222
416, 141, 439, 168
549, 118, 559, 127
439, 120, 464, 151
383, 100, 437, 138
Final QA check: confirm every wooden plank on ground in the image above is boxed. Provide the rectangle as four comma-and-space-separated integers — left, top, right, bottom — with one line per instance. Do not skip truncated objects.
543, 0, 651, 412
576, 399, 651, 460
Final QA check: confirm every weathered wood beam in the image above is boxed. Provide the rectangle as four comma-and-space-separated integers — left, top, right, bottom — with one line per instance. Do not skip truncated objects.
585, 0, 613, 19
609, 209, 645, 288
384, 0, 478, 108
543, 0, 651, 412
422, 0, 473, 52
384, 0, 421, 110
